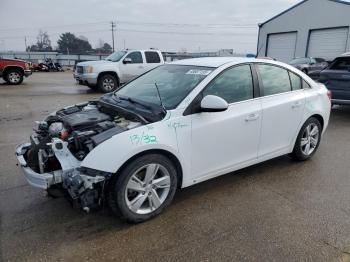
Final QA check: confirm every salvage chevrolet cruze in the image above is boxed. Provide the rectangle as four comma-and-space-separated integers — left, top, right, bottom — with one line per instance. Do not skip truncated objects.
16, 57, 331, 223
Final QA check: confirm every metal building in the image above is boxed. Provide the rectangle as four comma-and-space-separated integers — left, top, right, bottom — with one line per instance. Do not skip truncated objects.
257, 0, 350, 62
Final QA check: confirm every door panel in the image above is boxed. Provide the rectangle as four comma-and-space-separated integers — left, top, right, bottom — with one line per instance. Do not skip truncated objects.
191, 100, 262, 179
256, 63, 305, 156
119, 51, 145, 83
259, 91, 305, 156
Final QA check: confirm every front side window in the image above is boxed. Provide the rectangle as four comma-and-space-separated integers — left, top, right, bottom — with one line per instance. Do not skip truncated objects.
289, 71, 302, 90
202, 65, 254, 104
145, 51, 161, 63
116, 65, 213, 109
258, 64, 291, 96
125, 51, 143, 64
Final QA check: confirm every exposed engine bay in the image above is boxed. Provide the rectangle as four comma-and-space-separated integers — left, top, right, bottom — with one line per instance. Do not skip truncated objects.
18, 95, 165, 212
27, 101, 143, 172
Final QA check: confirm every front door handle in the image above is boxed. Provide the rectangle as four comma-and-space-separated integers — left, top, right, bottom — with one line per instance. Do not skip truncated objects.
245, 113, 259, 122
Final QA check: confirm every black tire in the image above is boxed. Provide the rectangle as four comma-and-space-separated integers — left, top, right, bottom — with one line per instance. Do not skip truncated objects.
4, 69, 23, 85
98, 74, 119, 93
291, 117, 322, 161
108, 154, 178, 223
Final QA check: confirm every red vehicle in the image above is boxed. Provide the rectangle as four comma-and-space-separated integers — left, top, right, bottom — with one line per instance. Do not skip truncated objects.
0, 58, 32, 85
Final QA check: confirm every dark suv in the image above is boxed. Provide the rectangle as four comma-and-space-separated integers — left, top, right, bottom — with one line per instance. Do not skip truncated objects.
289, 57, 328, 80
319, 54, 350, 105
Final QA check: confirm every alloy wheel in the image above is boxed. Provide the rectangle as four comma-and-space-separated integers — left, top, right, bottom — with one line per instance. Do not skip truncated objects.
125, 163, 171, 215
300, 123, 319, 156
102, 78, 115, 91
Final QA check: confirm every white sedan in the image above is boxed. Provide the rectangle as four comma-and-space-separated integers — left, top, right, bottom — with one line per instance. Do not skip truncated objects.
16, 57, 331, 223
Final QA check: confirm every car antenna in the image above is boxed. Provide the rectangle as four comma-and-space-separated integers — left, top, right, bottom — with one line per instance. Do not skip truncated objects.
154, 82, 166, 113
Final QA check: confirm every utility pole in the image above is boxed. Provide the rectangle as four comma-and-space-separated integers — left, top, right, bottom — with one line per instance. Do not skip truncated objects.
24, 36, 27, 51
111, 21, 116, 52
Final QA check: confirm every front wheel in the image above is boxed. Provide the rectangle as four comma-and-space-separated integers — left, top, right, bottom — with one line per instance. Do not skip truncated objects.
291, 117, 322, 161
98, 74, 119, 93
108, 154, 178, 223
4, 69, 23, 85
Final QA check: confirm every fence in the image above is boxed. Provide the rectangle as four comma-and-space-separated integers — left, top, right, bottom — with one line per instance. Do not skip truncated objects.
0, 50, 248, 66
0, 52, 109, 66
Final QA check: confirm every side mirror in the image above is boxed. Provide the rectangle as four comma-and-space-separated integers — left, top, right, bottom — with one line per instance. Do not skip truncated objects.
123, 58, 132, 64
200, 95, 228, 112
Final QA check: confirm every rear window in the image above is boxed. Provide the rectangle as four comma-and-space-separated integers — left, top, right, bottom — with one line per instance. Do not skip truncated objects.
330, 57, 350, 71
315, 58, 325, 63
289, 58, 310, 65
145, 51, 161, 63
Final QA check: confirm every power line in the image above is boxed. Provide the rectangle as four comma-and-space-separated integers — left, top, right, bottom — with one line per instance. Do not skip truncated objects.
0, 27, 257, 40
0, 20, 257, 32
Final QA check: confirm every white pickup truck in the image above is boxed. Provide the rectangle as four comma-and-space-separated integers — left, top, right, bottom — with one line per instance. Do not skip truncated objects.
74, 49, 164, 93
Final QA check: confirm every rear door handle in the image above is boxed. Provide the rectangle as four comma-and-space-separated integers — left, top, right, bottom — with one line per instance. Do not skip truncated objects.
245, 113, 259, 122
292, 101, 302, 109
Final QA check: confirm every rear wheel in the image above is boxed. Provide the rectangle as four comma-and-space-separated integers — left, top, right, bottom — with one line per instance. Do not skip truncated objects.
98, 74, 119, 93
108, 154, 178, 223
4, 69, 23, 85
291, 117, 322, 161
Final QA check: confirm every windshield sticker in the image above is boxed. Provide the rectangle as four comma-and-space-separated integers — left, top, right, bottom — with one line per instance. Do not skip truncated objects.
186, 69, 212, 76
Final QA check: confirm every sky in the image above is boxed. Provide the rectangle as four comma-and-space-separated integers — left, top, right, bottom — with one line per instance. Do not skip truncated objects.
0, 0, 299, 54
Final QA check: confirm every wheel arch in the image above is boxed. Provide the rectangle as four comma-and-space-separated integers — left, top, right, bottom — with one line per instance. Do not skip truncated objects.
310, 114, 324, 131
97, 71, 120, 85
3, 66, 24, 76
114, 149, 183, 189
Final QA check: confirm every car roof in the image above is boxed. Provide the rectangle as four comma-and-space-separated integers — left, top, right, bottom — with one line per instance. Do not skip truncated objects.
170, 57, 259, 68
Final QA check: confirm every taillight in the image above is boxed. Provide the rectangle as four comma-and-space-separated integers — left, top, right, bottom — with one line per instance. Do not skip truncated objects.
327, 90, 332, 100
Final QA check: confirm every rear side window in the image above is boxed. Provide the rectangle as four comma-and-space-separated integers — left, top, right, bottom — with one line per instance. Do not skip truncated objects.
145, 51, 161, 63
257, 64, 291, 96
330, 57, 350, 71
203, 65, 254, 104
289, 72, 302, 90
303, 80, 311, 89
125, 51, 143, 64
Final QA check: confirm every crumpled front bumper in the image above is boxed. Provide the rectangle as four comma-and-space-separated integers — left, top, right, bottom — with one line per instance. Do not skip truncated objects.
15, 143, 63, 189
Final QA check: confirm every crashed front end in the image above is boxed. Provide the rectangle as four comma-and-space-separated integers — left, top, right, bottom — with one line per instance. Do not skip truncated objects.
15, 98, 154, 211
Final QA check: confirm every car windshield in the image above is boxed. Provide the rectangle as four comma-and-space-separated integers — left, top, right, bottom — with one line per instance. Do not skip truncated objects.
105, 51, 127, 62
289, 58, 310, 65
329, 57, 350, 71
115, 65, 214, 110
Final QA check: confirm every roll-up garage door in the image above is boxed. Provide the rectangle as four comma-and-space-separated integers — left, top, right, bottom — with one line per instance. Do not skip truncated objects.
307, 27, 349, 61
266, 32, 297, 62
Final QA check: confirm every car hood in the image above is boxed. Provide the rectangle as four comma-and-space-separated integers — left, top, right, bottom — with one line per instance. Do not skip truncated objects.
77, 60, 113, 66
1, 58, 28, 64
